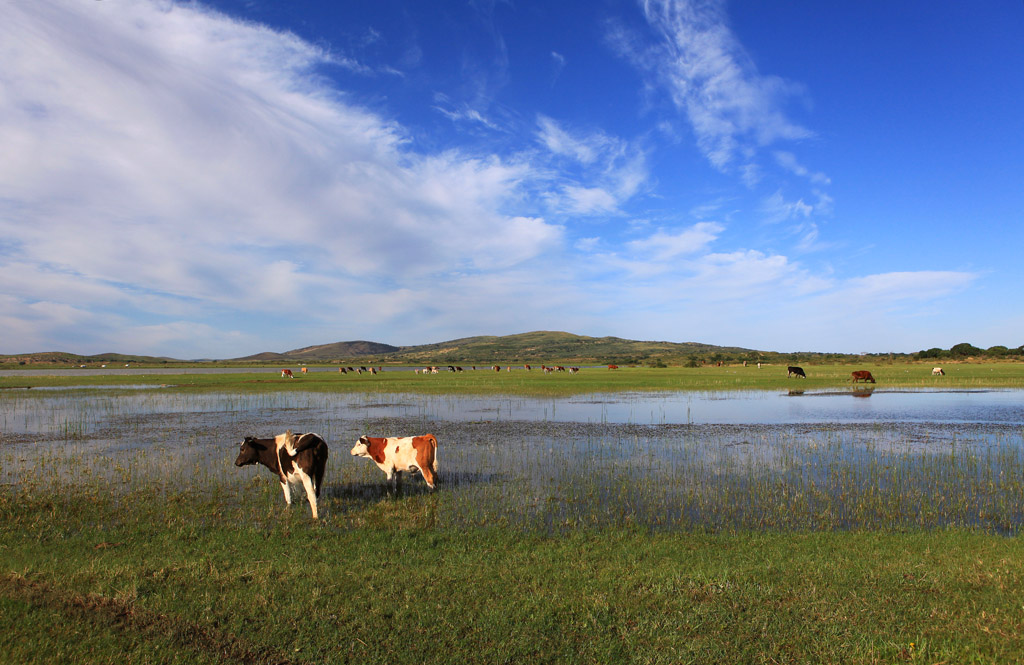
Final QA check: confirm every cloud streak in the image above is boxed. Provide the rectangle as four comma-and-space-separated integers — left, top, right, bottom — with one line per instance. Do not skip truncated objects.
621, 0, 811, 173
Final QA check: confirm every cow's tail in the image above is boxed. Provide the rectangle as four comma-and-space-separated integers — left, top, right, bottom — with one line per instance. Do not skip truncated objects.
427, 433, 439, 473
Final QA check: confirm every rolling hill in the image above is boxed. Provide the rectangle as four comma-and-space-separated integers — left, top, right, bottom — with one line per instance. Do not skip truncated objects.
234, 331, 761, 365
1, 332, 772, 367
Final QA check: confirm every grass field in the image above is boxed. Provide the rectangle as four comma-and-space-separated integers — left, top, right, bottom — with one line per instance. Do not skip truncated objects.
2, 484, 1024, 664
2, 362, 1024, 663
2, 361, 1023, 395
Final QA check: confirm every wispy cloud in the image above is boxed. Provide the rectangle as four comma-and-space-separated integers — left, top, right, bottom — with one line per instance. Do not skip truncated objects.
616, 0, 811, 173
536, 115, 649, 215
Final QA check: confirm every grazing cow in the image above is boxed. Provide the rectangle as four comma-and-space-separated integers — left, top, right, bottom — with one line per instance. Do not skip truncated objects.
339, 367, 347, 374
350, 434, 439, 490
851, 370, 876, 384
608, 364, 619, 370
300, 367, 308, 374
568, 367, 580, 374
234, 431, 328, 519
524, 365, 531, 371
492, 365, 501, 372
787, 366, 807, 379
281, 369, 294, 378
932, 367, 945, 376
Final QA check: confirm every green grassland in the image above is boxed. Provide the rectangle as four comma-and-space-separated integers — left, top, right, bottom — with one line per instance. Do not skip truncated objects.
2, 484, 1024, 664
2, 361, 1022, 395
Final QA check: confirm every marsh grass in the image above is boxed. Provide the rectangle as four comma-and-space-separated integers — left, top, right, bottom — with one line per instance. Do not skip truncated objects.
4, 383, 1024, 662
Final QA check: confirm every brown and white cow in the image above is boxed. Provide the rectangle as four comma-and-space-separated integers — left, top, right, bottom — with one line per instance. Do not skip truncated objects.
234, 430, 328, 519
300, 367, 308, 374
851, 370, 876, 384
350, 434, 439, 489
281, 369, 294, 378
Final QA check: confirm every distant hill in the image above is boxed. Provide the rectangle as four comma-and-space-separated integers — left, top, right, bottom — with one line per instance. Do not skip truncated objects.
233, 340, 399, 362
234, 331, 761, 365
0, 351, 178, 366
0, 332, 797, 367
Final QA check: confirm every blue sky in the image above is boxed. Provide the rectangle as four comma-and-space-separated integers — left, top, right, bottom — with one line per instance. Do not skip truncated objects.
2, 1, 1022, 358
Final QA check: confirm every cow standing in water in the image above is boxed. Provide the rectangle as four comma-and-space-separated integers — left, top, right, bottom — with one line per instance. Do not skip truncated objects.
787, 366, 807, 378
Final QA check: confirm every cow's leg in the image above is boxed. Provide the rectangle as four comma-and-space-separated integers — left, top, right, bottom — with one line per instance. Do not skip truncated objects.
419, 465, 436, 490
300, 473, 319, 519
280, 481, 292, 506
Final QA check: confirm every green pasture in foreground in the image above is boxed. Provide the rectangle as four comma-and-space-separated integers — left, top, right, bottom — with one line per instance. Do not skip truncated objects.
2, 361, 1023, 395
2, 486, 1023, 664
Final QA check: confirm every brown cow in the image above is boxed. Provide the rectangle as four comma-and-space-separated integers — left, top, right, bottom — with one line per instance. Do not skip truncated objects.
608, 364, 619, 370
281, 369, 294, 378
850, 370, 876, 384
351, 434, 439, 489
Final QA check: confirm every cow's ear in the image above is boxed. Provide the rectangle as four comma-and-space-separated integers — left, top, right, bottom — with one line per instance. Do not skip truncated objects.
249, 440, 266, 451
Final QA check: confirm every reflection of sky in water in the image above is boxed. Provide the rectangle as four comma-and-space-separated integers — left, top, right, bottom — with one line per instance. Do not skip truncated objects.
2, 389, 1022, 436
3, 389, 1024, 532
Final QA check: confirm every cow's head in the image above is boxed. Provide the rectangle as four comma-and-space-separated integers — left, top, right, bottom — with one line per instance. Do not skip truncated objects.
350, 436, 370, 458
234, 436, 266, 466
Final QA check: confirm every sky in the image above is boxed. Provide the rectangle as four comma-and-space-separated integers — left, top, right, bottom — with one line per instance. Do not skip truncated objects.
2, 1, 1022, 359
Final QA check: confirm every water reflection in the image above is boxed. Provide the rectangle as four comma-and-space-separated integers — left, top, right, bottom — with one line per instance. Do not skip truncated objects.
3, 389, 1024, 532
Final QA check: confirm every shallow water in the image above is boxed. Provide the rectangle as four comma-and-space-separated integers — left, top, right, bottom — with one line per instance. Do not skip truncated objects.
2, 389, 1023, 532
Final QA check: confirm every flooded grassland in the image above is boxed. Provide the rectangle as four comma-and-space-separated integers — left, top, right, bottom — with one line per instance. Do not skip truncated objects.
3, 387, 1023, 533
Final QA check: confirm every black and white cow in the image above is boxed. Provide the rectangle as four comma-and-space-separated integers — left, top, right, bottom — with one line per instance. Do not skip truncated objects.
234, 430, 328, 519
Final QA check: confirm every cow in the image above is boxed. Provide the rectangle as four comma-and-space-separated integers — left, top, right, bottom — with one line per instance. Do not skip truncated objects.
851, 370, 876, 384
608, 365, 619, 370
350, 434, 439, 490
339, 367, 347, 374
281, 369, 294, 378
787, 366, 807, 378
234, 431, 328, 519
568, 367, 580, 374
300, 367, 308, 374
492, 365, 501, 372
932, 367, 945, 376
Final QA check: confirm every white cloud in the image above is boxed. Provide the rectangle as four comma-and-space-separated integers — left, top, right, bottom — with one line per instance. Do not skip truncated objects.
774, 151, 830, 185
622, 0, 811, 172
536, 115, 649, 215
0, 0, 564, 355
627, 222, 722, 261
837, 271, 977, 303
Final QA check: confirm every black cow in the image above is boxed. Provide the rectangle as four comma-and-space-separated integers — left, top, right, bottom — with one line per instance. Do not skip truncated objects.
787, 366, 807, 378
234, 430, 328, 519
